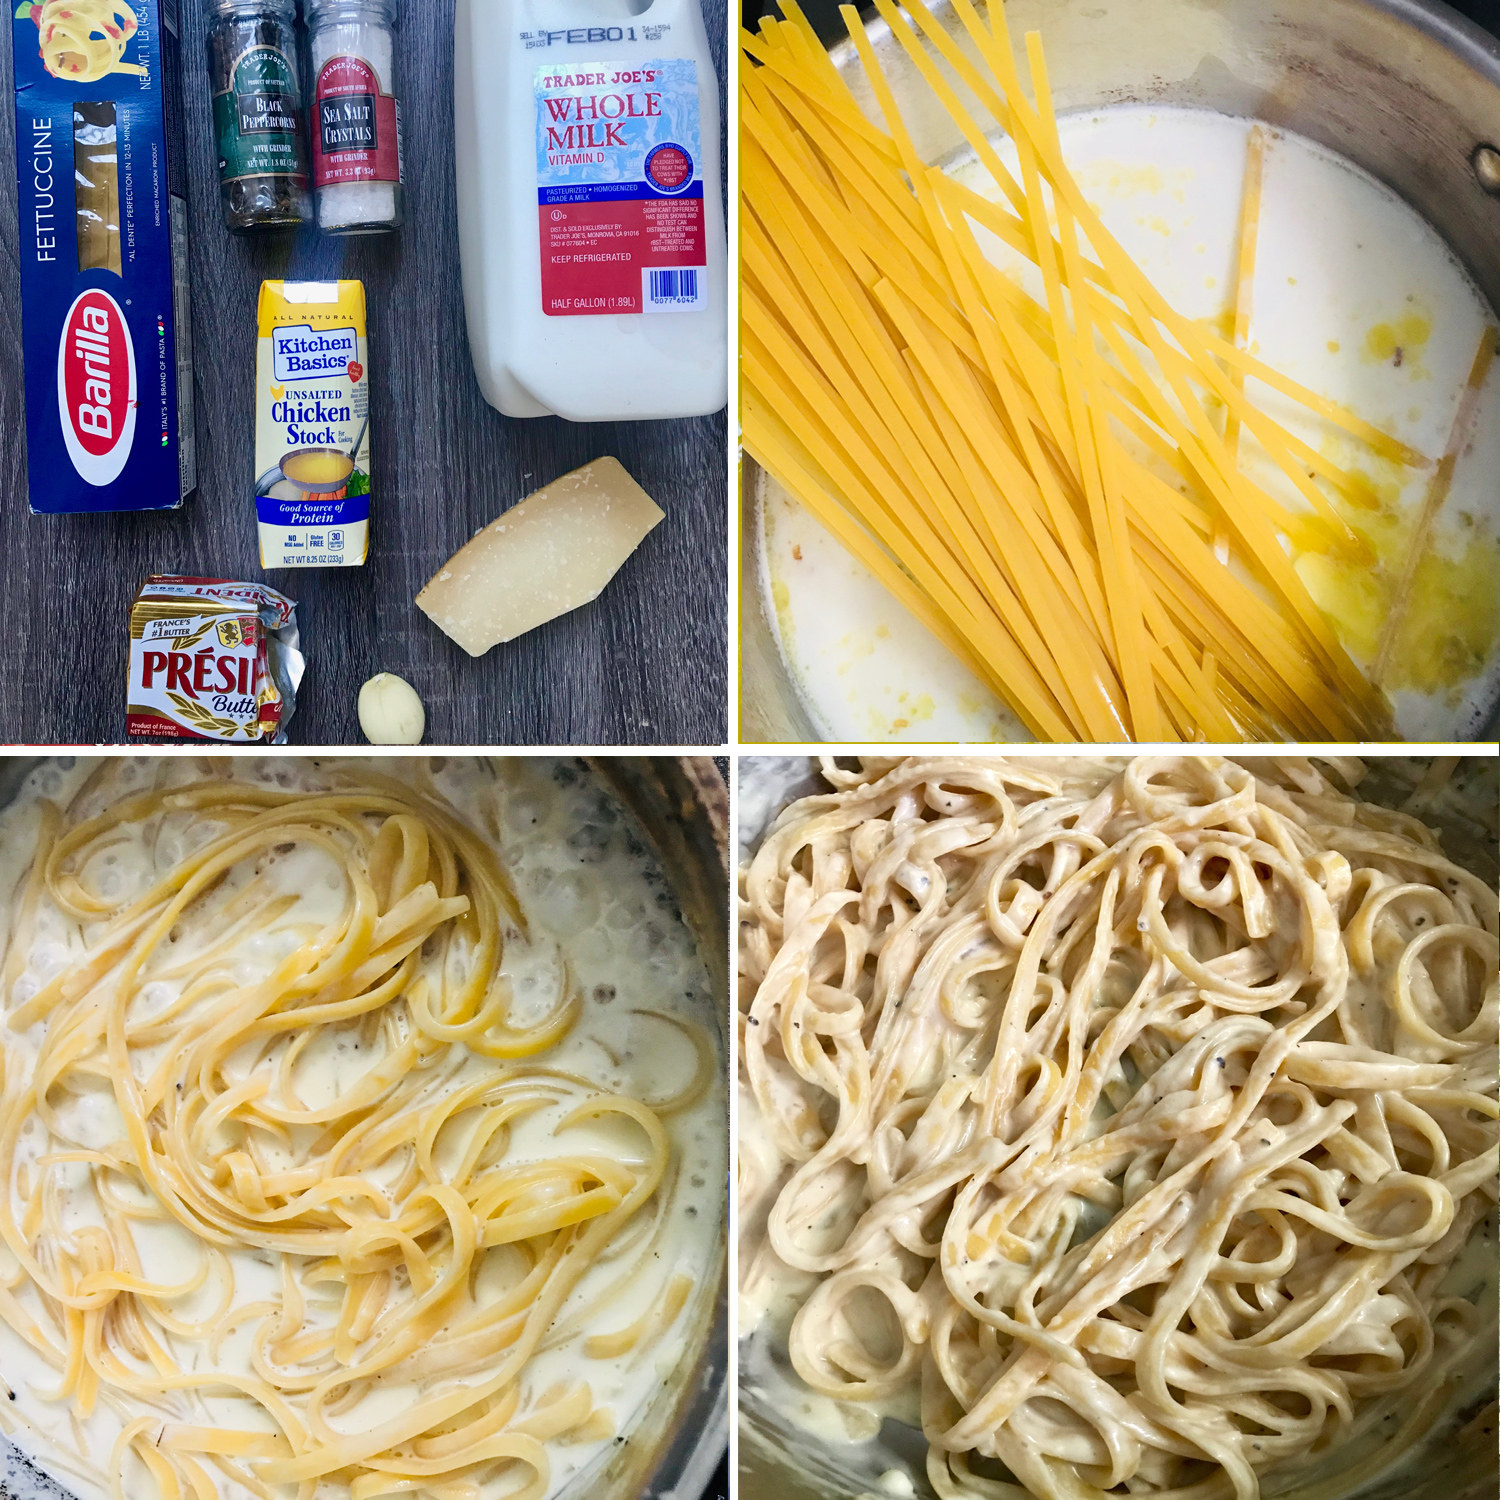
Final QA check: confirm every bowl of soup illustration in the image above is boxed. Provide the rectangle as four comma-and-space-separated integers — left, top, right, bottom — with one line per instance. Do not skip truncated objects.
278, 446, 355, 496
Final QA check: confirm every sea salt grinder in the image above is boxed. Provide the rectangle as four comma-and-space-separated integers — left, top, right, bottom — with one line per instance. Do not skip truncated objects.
307, 0, 404, 233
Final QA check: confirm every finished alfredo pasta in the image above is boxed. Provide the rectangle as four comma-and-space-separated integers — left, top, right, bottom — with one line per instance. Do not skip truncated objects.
739, 756, 1496, 1500
0, 757, 724, 1500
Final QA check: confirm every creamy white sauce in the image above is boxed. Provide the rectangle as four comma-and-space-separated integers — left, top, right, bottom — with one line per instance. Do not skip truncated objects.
737, 756, 1498, 1499
0, 756, 725, 1500
759, 105, 1500, 743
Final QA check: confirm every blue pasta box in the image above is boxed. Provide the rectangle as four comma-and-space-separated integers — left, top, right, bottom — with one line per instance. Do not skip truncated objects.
10, 0, 195, 512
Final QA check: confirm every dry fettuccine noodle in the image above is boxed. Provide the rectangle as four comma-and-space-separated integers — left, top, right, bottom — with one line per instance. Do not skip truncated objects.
739, 755, 1496, 1500
0, 762, 708, 1500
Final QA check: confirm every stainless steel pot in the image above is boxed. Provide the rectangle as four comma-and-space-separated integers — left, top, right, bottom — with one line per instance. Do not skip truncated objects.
740, 0, 1500, 743
736, 751, 1499, 1500
0, 754, 729, 1500
588, 755, 730, 1500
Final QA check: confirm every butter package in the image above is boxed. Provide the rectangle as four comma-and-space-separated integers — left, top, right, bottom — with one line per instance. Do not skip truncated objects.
255, 279, 371, 566
126, 576, 304, 742
10, 0, 195, 512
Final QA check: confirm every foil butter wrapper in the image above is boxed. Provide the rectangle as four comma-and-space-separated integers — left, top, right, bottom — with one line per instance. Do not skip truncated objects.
126, 576, 305, 743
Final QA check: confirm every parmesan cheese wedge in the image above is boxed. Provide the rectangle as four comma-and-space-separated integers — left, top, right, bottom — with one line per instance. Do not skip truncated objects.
415, 458, 665, 655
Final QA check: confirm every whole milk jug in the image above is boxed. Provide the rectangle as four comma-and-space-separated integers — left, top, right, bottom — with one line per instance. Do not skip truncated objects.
454, 0, 727, 420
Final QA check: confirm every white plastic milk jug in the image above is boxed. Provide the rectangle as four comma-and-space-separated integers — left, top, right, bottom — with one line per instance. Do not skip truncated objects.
454, 0, 727, 421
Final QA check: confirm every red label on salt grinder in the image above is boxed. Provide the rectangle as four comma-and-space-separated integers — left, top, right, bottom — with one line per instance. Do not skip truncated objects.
312, 56, 401, 186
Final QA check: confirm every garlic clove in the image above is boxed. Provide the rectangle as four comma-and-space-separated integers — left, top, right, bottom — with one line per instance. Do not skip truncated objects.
357, 672, 425, 744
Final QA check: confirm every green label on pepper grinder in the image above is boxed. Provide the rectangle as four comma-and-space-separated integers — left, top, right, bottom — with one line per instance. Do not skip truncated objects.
213, 45, 309, 184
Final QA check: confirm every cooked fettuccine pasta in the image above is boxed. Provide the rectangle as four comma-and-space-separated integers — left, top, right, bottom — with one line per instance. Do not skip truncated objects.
0, 757, 724, 1500
739, 756, 1496, 1500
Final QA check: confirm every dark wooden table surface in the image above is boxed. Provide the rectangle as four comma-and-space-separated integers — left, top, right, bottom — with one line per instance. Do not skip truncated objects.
0, 0, 728, 747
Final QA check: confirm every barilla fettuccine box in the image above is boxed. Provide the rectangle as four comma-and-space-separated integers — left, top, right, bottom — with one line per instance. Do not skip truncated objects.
9, 0, 195, 512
